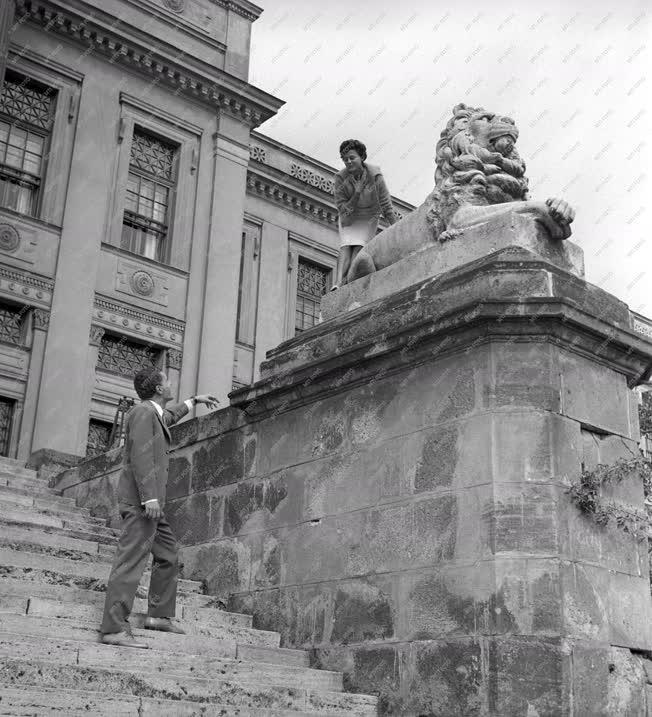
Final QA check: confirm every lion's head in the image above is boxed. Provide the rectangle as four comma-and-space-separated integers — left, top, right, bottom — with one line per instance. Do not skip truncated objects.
425, 103, 530, 237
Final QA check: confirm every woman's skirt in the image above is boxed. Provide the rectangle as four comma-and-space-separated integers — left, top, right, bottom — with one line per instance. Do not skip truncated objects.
338, 215, 378, 248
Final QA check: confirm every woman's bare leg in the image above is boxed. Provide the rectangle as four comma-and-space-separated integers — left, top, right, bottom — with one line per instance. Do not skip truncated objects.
345, 246, 363, 284
339, 246, 353, 286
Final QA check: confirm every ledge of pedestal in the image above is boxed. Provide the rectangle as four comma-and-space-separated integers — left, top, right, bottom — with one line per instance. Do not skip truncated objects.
230, 248, 652, 418
321, 211, 584, 321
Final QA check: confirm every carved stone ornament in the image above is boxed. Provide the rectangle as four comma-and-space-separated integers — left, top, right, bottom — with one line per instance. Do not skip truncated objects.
33, 309, 50, 331
167, 349, 183, 370
162, 0, 186, 12
89, 325, 105, 346
0, 224, 20, 253
130, 270, 155, 297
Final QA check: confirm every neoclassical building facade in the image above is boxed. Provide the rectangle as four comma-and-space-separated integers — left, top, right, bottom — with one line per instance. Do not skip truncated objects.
0, 0, 414, 461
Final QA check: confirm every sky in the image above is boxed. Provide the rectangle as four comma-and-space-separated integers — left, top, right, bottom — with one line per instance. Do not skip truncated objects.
247, 0, 651, 317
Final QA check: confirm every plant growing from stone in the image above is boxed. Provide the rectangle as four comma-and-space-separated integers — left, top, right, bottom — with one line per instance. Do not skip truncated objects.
567, 455, 652, 540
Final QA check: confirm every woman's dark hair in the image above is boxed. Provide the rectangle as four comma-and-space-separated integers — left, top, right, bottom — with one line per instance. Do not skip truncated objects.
339, 139, 367, 161
134, 366, 164, 400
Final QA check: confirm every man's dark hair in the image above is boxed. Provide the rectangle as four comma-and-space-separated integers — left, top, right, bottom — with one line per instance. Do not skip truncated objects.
134, 366, 164, 400
339, 139, 367, 161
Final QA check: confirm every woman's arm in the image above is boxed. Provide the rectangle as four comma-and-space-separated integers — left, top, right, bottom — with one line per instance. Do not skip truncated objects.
334, 173, 362, 220
375, 173, 398, 225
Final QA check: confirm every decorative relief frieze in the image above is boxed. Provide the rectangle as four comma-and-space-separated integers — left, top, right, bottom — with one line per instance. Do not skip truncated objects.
130, 270, 155, 297
246, 173, 338, 227
116, 260, 169, 307
0, 266, 52, 307
89, 324, 105, 346
249, 145, 267, 163
32, 309, 50, 331
162, 0, 186, 12
0, 222, 37, 264
167, 348, 183, 370
0, 224, 20, 252
14, 0, 276, 128
632, 316, 652, 340
289, 162, 334, 194
92, 297, 184, 348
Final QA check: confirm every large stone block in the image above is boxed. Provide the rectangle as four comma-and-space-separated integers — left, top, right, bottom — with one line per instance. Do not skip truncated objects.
484, 341, 561, 412
166, 492, 223, 545
403, 638, 484, 717
487, 636, 567, 716
189, 429, 255, 492
321, 212, 584, 321
180, 539, 251, 599
559, 350, 632, 437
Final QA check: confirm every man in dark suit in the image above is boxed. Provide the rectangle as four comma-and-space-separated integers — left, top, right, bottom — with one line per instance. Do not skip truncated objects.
99, 366, 218, 648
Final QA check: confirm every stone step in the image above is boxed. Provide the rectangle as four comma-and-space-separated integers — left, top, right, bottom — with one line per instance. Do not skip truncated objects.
0, 491, 92, 518
0, 497, 105, 526
0, 464, 39, 479
0, 471, 47, 490
0, 658, 377, 715
0, 477, 62, 498
0, 482, 76, 506
0, 577, 216, 610
1, 508, 119, 539
0, 614, 310, 667
0, 523, 115, 559
8, 585, 253, 627
0, 547, 201, 595
25, 596, 280, 646
0, 685, 358, 716
0, 632, 342, 692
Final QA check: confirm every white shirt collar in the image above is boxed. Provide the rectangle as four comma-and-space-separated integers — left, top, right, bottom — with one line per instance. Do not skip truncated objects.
148, 400, 163, 417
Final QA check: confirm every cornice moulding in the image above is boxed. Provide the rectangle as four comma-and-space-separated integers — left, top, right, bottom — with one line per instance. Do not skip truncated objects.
15, 0, 284, 128
246, 170, 338, 227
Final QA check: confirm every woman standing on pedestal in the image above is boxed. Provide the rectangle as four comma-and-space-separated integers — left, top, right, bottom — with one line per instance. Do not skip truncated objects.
332, 139, 398, 290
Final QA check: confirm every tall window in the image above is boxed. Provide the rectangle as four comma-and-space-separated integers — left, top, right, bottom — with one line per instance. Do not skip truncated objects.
121, 128, 177, 264
86, 419, 112, 457
0, 301, 27, 346
0, 71, 55, 217
96, 333, 162, 376
295, 259, 329, 334
0, 397, 13, 456
235, 223, 261, 346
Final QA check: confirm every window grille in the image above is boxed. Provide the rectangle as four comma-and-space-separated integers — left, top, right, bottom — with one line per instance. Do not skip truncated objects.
0, 72, 54, 216
0, 398, 14, 457
96, 334, 160, 376
0, 303, 24, 345
295, 259, 329, 333
86, 419, 112, 457
121, 128, 177, 264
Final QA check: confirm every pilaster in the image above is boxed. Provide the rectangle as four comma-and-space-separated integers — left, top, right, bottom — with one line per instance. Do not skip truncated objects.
17, 308, 49, 460
195, 120, 250, 409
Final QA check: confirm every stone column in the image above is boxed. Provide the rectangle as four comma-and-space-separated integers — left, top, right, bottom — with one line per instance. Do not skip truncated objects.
31, 71, 118, 457
76, 324, 105, 451
194, 118, 250, 410
0, 1, 16, 88
166, 348, 183, 402
17, 309, 49, 461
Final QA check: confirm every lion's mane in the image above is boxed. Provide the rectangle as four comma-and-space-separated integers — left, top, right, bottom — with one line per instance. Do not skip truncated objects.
425, 103, 530, 240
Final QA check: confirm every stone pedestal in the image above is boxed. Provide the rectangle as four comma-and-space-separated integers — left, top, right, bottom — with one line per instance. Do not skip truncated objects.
221, 228, 652, 715
55, 219, 652, 715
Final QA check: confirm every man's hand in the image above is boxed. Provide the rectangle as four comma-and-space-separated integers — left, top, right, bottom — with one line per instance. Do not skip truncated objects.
144, 499, 163, 520
194, 394, 220, 410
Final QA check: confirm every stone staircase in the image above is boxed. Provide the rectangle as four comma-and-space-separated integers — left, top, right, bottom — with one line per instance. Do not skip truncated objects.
0, 457, 378, 715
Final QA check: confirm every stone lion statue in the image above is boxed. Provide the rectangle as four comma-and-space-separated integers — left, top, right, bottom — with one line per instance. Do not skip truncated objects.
348, 103, 575, 281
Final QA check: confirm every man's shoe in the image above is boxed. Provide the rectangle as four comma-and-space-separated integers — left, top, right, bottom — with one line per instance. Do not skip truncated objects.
101, 631, 149, 649
144, 616, 186, 634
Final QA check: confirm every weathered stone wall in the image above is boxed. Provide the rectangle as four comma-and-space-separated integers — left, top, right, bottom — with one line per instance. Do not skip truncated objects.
56, 247, 652, 715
